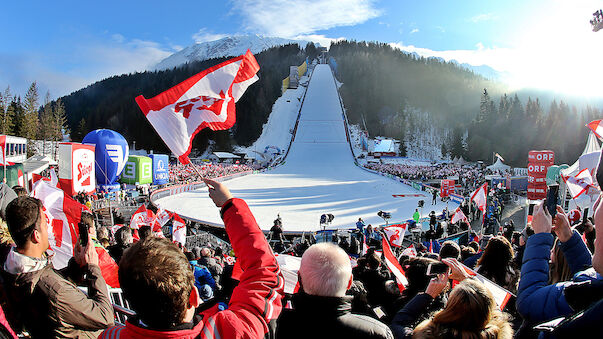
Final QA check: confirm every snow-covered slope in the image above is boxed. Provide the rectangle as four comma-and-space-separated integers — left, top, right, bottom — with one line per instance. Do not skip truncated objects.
157, 65, 455, 231
235, 75, 310, 163
154, 35, 311, 70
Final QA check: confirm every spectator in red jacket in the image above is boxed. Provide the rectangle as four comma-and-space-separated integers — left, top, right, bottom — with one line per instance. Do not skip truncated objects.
101, 178, 284, 338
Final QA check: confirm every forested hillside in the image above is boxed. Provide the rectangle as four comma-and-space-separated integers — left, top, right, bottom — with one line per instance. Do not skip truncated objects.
329, 40, 602, 166
60, 44, 308, 153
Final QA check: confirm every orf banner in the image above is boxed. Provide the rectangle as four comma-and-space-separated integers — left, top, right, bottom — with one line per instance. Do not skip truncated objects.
440, 179, 455, 198
527, 150, 554, 200
58, 143, 96, 196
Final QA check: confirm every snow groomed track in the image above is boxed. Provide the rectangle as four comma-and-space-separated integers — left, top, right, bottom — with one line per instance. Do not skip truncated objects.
156, 65, 454, 232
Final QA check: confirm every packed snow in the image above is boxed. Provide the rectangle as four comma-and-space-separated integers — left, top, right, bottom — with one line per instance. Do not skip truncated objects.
156, 65, 455, 232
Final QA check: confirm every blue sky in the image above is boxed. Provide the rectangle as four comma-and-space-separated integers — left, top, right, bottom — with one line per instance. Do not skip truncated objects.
1, 0, 602, 98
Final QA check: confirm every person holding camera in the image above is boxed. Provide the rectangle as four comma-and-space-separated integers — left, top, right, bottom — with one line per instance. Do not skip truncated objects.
1, 196, 114, 338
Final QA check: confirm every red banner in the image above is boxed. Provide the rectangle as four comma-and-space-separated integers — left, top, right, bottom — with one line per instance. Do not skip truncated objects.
527, 150, 554, 200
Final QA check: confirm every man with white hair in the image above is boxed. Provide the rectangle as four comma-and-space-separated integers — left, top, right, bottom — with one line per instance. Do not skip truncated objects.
277, 243, 393, 338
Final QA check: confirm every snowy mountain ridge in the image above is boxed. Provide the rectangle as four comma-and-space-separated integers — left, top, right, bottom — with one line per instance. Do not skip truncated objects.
154, 35, 314, 70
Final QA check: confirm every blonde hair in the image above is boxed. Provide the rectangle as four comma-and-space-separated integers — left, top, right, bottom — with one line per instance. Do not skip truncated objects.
413, 279, 513, 339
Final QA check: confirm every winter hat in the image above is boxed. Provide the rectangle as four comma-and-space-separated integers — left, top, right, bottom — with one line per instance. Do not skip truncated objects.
568, 209, 582, 226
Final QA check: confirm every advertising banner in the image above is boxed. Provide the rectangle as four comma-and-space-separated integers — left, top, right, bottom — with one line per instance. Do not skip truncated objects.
58, 143, 96, 195
148, 154, 169, 185
120, 155, 153, 185
527, 150, 555, 200
440, 179, 455, 198
528, 150, 555, 164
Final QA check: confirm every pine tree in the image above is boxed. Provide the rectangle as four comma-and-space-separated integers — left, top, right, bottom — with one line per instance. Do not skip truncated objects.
22, 82, 40, 141
74, 118, 87, 142
450, 127, 466, 158
53, 99, 69, 141
0, 86, 15, 135
478, 89, 491, 122
40, 92, 55, 143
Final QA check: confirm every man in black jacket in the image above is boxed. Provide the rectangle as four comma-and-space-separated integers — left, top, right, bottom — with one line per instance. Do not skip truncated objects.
277, 243, 393, 339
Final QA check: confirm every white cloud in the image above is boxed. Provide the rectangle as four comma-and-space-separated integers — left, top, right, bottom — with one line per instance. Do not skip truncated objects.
0, 34, 174, 98
294, 34, 344, 47
410, 28, 419, 34
389, 0, 603, 98
470, 13, 497, 23
192, 28, 228, 43
234, 0, 381, 37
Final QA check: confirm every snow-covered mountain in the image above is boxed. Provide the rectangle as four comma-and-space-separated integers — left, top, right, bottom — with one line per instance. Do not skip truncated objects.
154, 35, 313, 70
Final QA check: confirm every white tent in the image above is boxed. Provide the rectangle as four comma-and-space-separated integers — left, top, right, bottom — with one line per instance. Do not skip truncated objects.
561, 132, 601, 177
486, 158, 511, 172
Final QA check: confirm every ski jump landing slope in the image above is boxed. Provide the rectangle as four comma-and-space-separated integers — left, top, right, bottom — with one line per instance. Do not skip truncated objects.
156, 65, 453, 232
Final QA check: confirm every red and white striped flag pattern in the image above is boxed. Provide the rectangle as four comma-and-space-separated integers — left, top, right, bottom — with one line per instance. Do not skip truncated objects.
130, 204, 156, 229
381, 237, 408, 292
401, 244, 417, 257
451, 207, 468, 224
470, 183, 488, 213
135, 50, 260, 164
383, 224, 407, 247
587, 120, 603, 139
460, 263, 514, 311
152, 208, 172, 231
562, 168, 598, 199
172, 213, 187, 247
30, 180, 85, 269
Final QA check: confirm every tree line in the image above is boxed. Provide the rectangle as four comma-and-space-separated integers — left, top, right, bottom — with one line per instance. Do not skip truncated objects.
329, 40, 602, 167
61, 44, 310, 153
0, 83, 69, 155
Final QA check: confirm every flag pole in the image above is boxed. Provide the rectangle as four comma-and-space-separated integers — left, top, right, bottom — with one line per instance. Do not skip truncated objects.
187, 161, 205, 181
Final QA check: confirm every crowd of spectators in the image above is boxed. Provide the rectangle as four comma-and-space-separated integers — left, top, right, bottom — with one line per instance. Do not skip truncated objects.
169, 163, 256, 184
0, 152, 601, 338
364, 162, 512, 193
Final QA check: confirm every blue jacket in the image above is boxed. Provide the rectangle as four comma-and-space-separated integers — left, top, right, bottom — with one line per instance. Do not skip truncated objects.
517, 231, 600, 324
189, 261, 217, 290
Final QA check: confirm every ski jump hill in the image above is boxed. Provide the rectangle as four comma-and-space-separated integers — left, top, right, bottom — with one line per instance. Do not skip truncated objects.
155, 64, 455, 232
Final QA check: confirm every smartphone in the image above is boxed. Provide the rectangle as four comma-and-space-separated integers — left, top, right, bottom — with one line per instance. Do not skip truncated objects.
582, 208, 589, 225
546, 185, 559, 218
78, 222, 89, 246
426, 262, 449, 276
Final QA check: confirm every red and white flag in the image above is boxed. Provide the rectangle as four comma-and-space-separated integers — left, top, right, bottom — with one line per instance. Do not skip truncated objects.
562, 168, 598, 199
470, 183, 488, 213
401, 244, 417, 257
135, 50, 260, 164
0, 135, 6, 165
587, 120, 603, 139
383, 224, 407, 247
361, 235, 368, 256
30, 180, 85, 269
49, 168, 59, 187
451, 207, 468, 224
381, 237, 408, 292
460, 263, 514, 311
153, 208, 172, 232
130, 204, 155, 229
172, 213, 187, 247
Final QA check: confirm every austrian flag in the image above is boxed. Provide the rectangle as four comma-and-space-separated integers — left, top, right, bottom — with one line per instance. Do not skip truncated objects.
135, 50, 260, 164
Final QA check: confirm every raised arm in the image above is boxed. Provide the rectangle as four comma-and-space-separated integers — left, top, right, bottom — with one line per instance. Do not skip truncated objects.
203, 179, 284, 338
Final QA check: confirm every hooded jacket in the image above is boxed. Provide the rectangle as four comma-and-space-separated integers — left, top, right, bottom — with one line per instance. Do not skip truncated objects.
1, 248, 114, 338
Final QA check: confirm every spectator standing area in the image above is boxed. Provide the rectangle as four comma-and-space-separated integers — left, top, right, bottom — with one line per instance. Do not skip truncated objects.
156, 65, 455, 232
